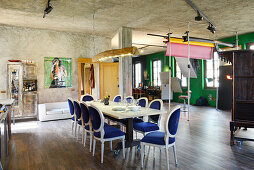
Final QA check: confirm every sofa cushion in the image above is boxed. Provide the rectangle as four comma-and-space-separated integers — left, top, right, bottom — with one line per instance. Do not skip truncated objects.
62, 108, 70, 114
45, 102, 68, 110
46, 109, 63, 115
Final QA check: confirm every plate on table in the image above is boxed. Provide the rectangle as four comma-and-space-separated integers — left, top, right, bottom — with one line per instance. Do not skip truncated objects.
8, 60, 21, 62
112, 106, 126, 111
128, 106, 141, 112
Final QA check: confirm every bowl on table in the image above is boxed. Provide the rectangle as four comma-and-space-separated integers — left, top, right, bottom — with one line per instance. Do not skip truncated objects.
128, 105, 141, 112
112, 106, 126, 111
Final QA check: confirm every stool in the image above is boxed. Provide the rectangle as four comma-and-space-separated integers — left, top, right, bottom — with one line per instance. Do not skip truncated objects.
178, 90, 192, 112
178, 95, 189, 112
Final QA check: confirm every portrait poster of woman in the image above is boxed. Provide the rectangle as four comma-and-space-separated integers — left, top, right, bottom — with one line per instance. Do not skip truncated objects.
44, 57, 72, 88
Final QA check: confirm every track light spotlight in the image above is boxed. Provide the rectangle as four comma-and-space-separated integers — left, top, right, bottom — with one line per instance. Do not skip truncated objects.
207, 24, 216, 34
195, 12, 203, 21
43, 0, 53, 18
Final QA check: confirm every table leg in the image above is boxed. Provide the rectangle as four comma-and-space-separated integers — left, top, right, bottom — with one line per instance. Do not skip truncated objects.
4, 119, 7, 156
0, 126, 1, 161
0, 131, 1, 170
126, 118, 133, 142
114, 118, 140, 152
6, 105, 12, 140
12, 107, 15, 125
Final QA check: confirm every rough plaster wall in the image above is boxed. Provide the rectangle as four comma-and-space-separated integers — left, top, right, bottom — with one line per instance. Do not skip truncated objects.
0, 25, 111, 103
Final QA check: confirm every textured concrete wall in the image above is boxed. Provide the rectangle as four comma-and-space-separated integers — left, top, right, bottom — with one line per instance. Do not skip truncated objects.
0, 25, 111, 103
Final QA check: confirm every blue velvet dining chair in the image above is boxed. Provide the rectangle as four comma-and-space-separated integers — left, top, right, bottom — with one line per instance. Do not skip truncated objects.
68, 98, 76, 136
125, 96, 134, 104
80, 94, 94, 102
107, 94, 122, 125
141, 105, 181, 170
113, 95, 122, 102
133, 99, 163, 138
89, 105, 125, 163
133, 97, 148, 138
73, 100, 83, 141
137, 97, 148, 108
80, 102, 93, 152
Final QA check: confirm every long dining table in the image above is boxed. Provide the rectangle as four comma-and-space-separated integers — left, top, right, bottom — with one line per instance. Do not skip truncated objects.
85, 101, 171, 154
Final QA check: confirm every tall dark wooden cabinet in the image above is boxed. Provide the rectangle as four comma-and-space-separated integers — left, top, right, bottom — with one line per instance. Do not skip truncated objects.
219, 50, 254, 145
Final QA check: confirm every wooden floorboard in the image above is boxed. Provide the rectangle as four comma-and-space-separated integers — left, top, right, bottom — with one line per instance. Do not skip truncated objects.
3, 104, 254, 170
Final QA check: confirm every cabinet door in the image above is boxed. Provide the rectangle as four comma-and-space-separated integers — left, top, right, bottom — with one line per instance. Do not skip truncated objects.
23, 64, 37, 80
7, 64, 23, 117
23, 92, 37, 117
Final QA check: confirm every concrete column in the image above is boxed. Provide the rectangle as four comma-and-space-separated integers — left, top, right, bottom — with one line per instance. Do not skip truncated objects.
118, 27, 132, 97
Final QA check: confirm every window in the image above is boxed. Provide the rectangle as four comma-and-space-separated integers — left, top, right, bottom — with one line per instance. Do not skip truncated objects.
176, 63, 187, 87
205, 52, 219, 88
134, 63, 141, 88
152, 60, 161, 86
247, 42, 254, 50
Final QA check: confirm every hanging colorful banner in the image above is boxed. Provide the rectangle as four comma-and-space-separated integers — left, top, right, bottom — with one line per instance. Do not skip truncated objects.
166, 42, 213, 60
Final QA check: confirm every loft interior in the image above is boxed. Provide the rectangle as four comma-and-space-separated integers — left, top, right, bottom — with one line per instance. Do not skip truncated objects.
0, 0, 254, 169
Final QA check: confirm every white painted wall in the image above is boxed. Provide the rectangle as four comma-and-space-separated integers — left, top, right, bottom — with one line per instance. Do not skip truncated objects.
0, 25, 111, 103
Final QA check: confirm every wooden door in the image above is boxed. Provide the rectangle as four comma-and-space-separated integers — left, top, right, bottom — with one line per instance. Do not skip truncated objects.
100, 63, 119, 100
78, 58, 92, 100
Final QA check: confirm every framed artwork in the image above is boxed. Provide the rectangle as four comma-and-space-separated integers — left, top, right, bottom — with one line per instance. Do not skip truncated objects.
44, 57, 72, 88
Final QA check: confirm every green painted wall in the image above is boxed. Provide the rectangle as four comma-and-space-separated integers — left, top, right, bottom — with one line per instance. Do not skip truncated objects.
144, 53, 217, 106
219, 32, 254, 49
143, 32, 254, 107
172, 60, 217, 106
145, 51, 171, 86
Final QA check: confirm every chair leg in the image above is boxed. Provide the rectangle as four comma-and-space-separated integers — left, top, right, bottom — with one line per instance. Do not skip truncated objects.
93, 139, 96, 156
71, 121, 74, 135
74, 121, 77, 137
141, 143, 144, 168
165, 148, 169, 170
173, 145, 178, 166
84, 130, 87, 147
77, 126, 80, 140
110, 141, 112, 151
122, 138, 125, 159
183, 99, 186, 110
101, 142, 104, 163
89, 132, 93, 152
153, 146, 155, 160
82, 126, 84, 144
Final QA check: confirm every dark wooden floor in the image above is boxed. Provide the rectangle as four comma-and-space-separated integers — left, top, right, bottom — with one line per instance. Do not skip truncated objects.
3, 104, 254, 170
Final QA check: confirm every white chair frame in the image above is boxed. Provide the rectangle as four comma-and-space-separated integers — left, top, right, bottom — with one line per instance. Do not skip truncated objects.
125, 96, 134, 102
80, 94, 94, 102
107, 95, 123, 125
80, 101, 93, 152
141, 105, 181, 170
134, 99, 163, 138
137, 97, 149, 108
73, 100, 84, 142
68, 98, 77, 137
90, 105, 125, 163
113, 95, 122, 102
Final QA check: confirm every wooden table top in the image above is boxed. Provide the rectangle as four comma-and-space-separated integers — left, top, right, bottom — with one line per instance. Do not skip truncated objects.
85, 101, 172, 119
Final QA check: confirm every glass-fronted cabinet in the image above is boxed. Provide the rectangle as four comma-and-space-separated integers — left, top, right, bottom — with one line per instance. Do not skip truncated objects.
7, 62, 38, 119
7, 63, 23, 117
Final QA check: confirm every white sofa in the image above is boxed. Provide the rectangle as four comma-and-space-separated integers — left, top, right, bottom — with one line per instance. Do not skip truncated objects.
38, 102, 72, 121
